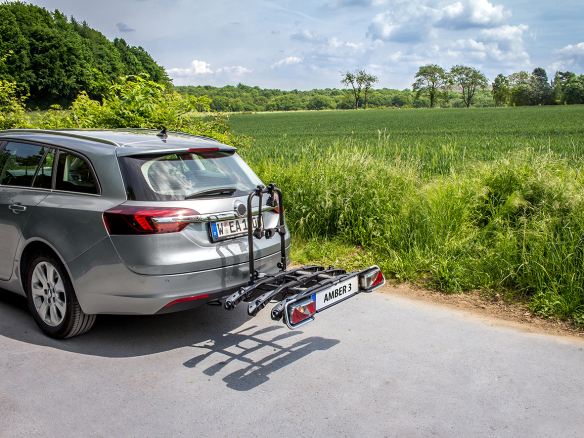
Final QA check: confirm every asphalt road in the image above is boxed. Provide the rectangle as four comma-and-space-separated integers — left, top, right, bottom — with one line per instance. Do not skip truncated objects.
1, 288, 583, 438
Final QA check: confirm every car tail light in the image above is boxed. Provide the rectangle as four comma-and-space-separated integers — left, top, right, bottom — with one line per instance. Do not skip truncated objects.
103, 206, 198, 235
270, 192, 282, 214
359, 267, 385, 290
288, 298, 316, 326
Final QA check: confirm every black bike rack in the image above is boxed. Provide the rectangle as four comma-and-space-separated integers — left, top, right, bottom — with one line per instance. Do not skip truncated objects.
223, 183, 385, 328
223, 183, 362, 323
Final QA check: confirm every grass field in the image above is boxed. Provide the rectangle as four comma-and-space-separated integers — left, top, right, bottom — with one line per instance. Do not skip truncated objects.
230, 106, 584, 324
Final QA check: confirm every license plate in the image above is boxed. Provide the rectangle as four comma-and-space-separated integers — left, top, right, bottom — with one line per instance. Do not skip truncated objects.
313, 276, 359, 311
210, 216, 258, 242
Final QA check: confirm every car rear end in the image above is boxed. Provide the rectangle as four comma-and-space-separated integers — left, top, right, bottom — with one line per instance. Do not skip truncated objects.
97, 140, 290, 313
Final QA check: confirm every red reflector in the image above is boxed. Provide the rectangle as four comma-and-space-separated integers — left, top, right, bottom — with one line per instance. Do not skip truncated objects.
290, 299, 316, 325
188, 148, 219, 153
103, 206, 198, 235
371, 270, 384, 287
164, 294, 209, 308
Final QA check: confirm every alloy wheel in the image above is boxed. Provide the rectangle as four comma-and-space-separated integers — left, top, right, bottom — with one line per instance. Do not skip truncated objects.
30, 261, 67, 327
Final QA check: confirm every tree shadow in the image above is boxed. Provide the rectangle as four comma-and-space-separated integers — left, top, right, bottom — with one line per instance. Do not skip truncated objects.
184, 325, 339, 391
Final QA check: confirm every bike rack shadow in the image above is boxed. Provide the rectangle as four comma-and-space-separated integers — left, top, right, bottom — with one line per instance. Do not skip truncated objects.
184, 325, 339, 391
0, 289, 339, 375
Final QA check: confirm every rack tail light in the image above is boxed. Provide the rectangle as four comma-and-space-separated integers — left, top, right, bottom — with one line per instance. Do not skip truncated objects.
287, 298, 316, 327
359, 267, 385, 291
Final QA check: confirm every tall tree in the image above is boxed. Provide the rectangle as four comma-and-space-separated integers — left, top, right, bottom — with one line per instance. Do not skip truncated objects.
552, 71, 576, 103
356, 69, 378, 109
563, 75, 584, 105
530, 67, 552, 105
412, 64, 451, 108
340, 70, 361, 110
492, 74, 510, 107
508, 71, 531, 106
449, 65, 488, 108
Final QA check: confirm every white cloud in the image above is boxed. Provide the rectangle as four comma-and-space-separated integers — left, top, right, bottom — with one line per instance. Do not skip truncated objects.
168, 60, 213, 77
435, 0, 511, 30
368, 5, 439, 43
168, 60, 252, 82
447, 24, 530, 66
216, 66, 253, 75
479, 24, 528, 54
551, 42, 584, 72
271, 57, 303, 68
291, 29, 328, 44
555, 42, 584, 57
367, 0, 511, 43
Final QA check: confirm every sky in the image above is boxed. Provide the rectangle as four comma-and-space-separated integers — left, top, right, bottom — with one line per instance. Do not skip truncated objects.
27, 0, 584, 90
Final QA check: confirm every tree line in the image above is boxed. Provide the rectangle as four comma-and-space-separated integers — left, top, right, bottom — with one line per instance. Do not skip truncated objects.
0, 1, 170, 109
412, 63, 584, 108
174, 83, 496, 112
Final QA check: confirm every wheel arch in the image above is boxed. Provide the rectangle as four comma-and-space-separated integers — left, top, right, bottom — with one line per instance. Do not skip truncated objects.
19, 239, 74, 296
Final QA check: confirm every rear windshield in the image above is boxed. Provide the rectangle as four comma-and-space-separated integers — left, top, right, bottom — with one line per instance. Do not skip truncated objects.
117, 150, 263, 201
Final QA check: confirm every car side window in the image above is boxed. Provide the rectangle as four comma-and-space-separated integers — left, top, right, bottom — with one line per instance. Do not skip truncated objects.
32, 149, 56, 189
0, 142, 48, 187
55, 150, 98, 195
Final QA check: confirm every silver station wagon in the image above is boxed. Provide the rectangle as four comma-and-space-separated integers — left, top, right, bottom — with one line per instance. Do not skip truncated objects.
0, 129, 290, 338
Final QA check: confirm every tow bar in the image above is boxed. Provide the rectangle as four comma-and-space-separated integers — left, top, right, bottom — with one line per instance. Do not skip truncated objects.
224, 183, 385, 328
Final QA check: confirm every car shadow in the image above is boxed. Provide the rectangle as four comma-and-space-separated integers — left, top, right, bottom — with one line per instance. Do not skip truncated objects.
0, 289, 339, 389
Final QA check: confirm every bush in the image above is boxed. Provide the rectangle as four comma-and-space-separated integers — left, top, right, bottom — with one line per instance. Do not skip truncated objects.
307, 95, 336, 110
19, 75, 250, 148
0, 78, 27, 129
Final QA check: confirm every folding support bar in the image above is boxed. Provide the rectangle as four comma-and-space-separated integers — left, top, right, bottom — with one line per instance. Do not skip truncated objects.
246, 184, 287, 285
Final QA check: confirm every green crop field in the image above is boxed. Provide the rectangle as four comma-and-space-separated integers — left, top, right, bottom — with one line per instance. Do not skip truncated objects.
231, 106, 584, 175
230, 106, 584, 324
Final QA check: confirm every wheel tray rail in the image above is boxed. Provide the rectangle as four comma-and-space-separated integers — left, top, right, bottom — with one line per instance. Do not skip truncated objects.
223, 184, 385, 329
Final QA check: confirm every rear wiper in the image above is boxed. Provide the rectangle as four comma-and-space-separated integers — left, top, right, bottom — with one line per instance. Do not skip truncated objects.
184, 187, 237, 199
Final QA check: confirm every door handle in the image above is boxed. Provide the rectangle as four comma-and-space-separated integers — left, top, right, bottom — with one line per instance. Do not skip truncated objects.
9, 203, 26, 214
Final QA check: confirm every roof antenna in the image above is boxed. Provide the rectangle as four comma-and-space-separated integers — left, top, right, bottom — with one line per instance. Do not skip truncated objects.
156, 127, 168, 139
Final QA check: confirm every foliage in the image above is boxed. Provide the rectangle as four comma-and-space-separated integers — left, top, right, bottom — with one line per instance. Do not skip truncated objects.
340, 70, 361, 110
562, 75, 584, 105
0, 1, 170, 109
492, 74, 510, 107
18, 75, 248, 148
176, 83, 420, 111
307, 94, 336, 110
492, 68, 582, 107
358, 69, 379, 109
231, 105, 584, 323
0, 77, 27, 129
412, 64, 452, 108
450, 65, 488, 108
530, 68, 553, 105
0, 51, 28, 129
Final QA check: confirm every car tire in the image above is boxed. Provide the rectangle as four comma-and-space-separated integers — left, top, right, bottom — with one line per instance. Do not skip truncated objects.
25, 251, 96, 339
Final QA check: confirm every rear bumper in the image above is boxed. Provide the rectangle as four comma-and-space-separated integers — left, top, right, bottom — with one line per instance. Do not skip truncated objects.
66, 236, 290, 315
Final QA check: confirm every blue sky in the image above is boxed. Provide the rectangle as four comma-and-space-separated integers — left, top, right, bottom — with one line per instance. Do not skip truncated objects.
29, 0, 584, 90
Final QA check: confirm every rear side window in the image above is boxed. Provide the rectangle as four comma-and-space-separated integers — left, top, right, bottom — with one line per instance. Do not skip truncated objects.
55, 151, 98, 195
0, 142, 48, 187
32, 149, 56, 189
118, 151, 263, 201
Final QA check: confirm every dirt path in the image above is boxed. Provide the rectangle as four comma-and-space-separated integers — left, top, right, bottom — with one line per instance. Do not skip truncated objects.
379, 282, 584, 340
